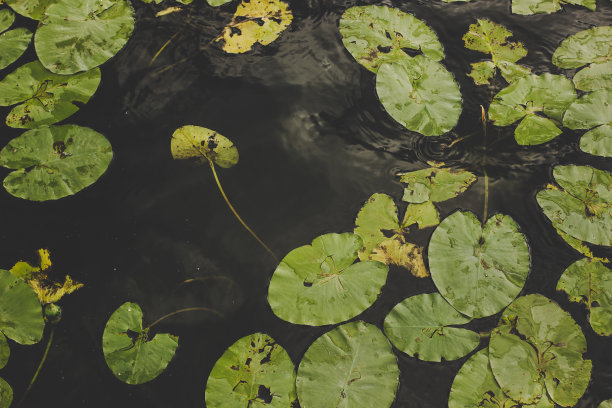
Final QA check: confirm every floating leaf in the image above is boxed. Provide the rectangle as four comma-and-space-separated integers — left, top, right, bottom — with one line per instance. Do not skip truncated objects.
0, 61, 101, 128
563, 90, 612, 158
383, 293, 479, 362
217, 0, 292, 54
376, 54, 462, 136
170, 125, 238, 168
463, 19, 530, 85
536, 165, 612, 247
0, 125, 113, 201
600, 400, 612, 408
398, 164, 477, 204
0, 9, 14, 32
4, 0, 53, 20
489, 294, 591, 407
35, 0, 135, 74
558, 258, 612, 336
205, 333, 297, 408
0, 333, 9, 369
338, 5, 443, 73
102, 302, 178, 385
401, 201, 440, 230
296, 321, 399, 408
573, 60, 612, 92
488, 73, 576, 145
0, 378, 12, 408
511, 0, 595, 15
555, 225, 609, 262
0, 27, 31, 71
207, 0, 232, 5
0, 269, 44, 345
267, 233, 388, 326
428, 211, 530, 318
370, 238, 428, 278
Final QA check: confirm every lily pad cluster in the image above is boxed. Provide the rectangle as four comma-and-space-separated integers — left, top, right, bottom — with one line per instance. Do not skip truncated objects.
339, 5, 462, 136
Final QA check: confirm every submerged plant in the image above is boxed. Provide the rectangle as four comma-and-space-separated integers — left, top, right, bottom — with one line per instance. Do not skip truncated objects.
0, 8, 31, 71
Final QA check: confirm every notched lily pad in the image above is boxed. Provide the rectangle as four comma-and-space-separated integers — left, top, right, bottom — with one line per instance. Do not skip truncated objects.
398, 163, 477, 204
563, 90, 612, 158
0, 377, 12, 408
296, 321, 399, 408
338, 5, 443, 73
267, 232, 388, 326
171, 125, 238, 168
511, 0, 596, 15
102, 302, 178, 385
0, 269, 44, 345
205, 333, 297, 408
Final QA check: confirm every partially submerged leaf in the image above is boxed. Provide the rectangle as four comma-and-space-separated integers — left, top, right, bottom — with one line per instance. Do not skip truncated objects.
384, 293, 479, 362
557, 258, 612, 336
205, 333, 297, 408
0, 27, 31, 71
0, 269, 44, 345
4, 0, 53, 20
267, 233, 388, 326
171, 125, 238, 168
428, 211, 530, 318
376, 54, 462, 136
102, 302, 178, 385
0, 61, 101, 128
217, 0, 292, 54
338, 5, 443, 73
0, 378, 12, 408
0, 125, 113, 201
398, 164, 477, 204
296, 321, 399, 408
0, 333, 9, 369
511, 0, 595, 15
563, 90, 612, 158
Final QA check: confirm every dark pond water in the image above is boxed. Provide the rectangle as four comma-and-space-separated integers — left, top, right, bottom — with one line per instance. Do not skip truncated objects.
1, 0, 612, 406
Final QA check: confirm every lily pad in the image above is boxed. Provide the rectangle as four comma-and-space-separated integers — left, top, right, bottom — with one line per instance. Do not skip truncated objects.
552, 27, 611, 67
267, 233, 388, 326
171, 125, 238, 168
205, 333, 297, 408
217, 0, 292, 54
338, 5, 443, 73
0, 27, 31, 71
0, 378, 12, 408
102, 302, 179, 385
0, 61, 101, 128
511, 0, 596, 15
4, 0, 53, 20
489, 294, 591, 407
296, 321, 399, 408
0, 125, 113, 201
0, 269, 44, 345
383, 293, 479, 362
428, 211, 530, 318
600, 400, 612, 408
0, 333, 9, 369
563, 90, 612, 158
558, 258, 612, 336
536, 165, 612, 247
573, 60, 612, 92
398, 164, 477, 204
207, 0, 232, 5
34, 0, 135, 74
488, 73, 577, 145
376, 54, 462, 136
463, 19, 530, 85
0, 9, 14, 33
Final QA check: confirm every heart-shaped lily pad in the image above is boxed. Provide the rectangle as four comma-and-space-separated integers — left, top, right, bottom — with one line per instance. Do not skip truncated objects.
296, 321, 399, 408
0, 269, 44, 345
0, 378, 12, 408
102, 302, 179, 385
205, 333, 297, 408
171, 125, 238, 168
428, 211, 530, 318
268, 233, 388, 326
511, 0, 595, 15
563, 90, 612, 158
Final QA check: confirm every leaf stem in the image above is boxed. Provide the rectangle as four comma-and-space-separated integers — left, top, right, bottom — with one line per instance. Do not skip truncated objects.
147, 307, 224, 330
15, 327, 54, 408
149, 4, 195, 66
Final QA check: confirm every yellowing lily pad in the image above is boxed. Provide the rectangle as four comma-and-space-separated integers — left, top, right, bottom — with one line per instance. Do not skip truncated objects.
398, 164, 477, 204
171, 125, 238, 168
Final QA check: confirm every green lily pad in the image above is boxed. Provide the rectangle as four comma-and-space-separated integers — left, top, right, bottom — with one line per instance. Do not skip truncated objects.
0, 9, 14, 32
553, 26, 612, 69
267, 233, 388, 326
536, 165, 612, 247
376, 54, 462, 136
511, 0, 595, 15
488, 73, 576, 145
0, 269, 44, 345
600, 400, 612, 408
34, 0, 135, 74
0, 378, 12, 408
398, 164, 477, 204
0, 125, 113, 201
102, 302, 179, 385
0, 61, 101, 128
383, 293, 479, 362
558, 258, 612, 336
489, 294, 592, 407
563, 90, 612, 158
207, 0, 232, 5
205, 333, 297, 408
296, 321, 399, 408
4, 0, 53, 20
580, 124, 612, 158
0, 27, 31, 71
463, 19, 530, 85
573, 60, 612, 92
428, 211, 530, 318
338, 5, 443, 73
171, 125, 238, 168
0, 333, 9, 369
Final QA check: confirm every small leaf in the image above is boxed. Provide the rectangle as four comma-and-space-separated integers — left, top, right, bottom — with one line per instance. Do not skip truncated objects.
171, 125, 238, 168
0, 27, 31, 70
398, 164, 477, 204
468, 61, 496, 85
0, 378, 12, 408
402, 201, 440, 229
0, 269, 44, 345
514, 114, 561, 145
0, 333, 9, 369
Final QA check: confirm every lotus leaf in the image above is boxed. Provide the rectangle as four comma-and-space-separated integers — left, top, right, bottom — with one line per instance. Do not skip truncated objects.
600, 400, 612, 408
102, 302, 178, 385
383, 293, 479, 362
0, 378, 12, 408
0, 269, 44, 345
0, 333, 9, 369
354, 193, 429, 278
208, 0, 231, 5
489, 294, 591, 406
511, 0, 595, 15
376, 54, 462, 136
338, 5, 443, 73
463, 19, 530, 85
0, 125, 113, 201
205, 333, 297, 408
0, 9, 14, 32
563, 90, 612, 157
268, 233, 388, 326
217, 0, 292, 54
536, 165, 612, 247
4, 0, 53, 19
558, 258, 612, 336
398, 164, 477, 204
0, 27, 31, 71
0, 61, 101, 128
171, 125, 238, 168
428, 211, 530, 318
296, 321, 398, 408
34, 0, 135, 74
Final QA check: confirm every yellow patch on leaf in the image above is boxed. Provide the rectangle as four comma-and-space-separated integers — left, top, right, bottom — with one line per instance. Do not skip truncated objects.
155, 7, 182, 17
370, 238, 429, 278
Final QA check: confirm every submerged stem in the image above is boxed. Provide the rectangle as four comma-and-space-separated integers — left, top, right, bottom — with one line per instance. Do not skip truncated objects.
481, 105, 489, 223
147, 307, 224, 330
16, 327, 55, 408
149, 4, 196, 66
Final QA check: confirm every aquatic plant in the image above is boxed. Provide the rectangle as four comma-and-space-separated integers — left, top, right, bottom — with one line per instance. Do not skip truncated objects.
511, 0, 595, 15
0, 8, 31, 70
563, 90, 612, 157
